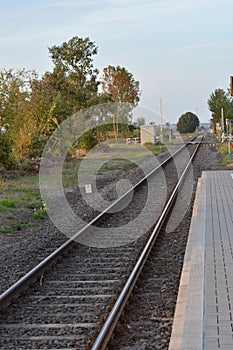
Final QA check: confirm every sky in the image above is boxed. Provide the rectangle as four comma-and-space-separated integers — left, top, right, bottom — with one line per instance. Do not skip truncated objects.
1, 0, 233, 124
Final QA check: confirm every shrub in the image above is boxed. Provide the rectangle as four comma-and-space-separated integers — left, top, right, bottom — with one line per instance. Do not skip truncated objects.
0, 134, 14, 169
78, 131, 98, 151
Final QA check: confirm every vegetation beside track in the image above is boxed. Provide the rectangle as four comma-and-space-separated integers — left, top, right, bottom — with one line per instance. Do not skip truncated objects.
216, 141, 233, 167
0, 139, 204, 234
0, 175, 42, 233
0, 142, 170, 233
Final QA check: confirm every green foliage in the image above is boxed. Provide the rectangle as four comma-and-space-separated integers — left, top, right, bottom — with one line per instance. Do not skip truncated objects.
0, 199, 16, 211
0, 226, 11, 233
208, 89, 233, 127
49, 36, 98, 76
0, 221, 35, 233
143, 143, 167, 155
33, 204, 47, 220
102, 65, 140, 140
0, 36, 141, 169
216, 142, 233, 167
176, 112, 200, 134
0, 174, 41, 213
11, 221, 27, 231
0, 134, 13, 169
78, 130, 98, 151
48, 36, 100, 115
27, 201, 43, 209
0, 174, 42, 232
99, 159, 137, 172
143, 142, 153, 146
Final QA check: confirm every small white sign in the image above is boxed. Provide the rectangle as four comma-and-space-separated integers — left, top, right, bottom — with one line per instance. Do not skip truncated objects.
84, 184, 92, 194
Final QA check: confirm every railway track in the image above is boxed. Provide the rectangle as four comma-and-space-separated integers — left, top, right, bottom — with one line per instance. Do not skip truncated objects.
0, 136, 202, 349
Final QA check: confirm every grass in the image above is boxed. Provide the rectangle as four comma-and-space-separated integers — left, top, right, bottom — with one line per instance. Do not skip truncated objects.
62, 160, 80, 190
0, 199, 17, 211
99, 160, 138, 172
0, 142, 169, 231
217, 142, 233, 167
33, 205, 47, 220
0, 221, 35, 233
0, 175, 40, 204
0, 174, 43, 232
62, 143, 169, 189
27, 201, 43, 209
143, 143, 167, 155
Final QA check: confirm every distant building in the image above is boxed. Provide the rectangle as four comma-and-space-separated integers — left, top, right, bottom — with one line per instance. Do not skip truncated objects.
140, 125, 156, 145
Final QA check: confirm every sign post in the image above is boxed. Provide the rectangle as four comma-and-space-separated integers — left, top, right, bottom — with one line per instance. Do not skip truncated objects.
229, 133, 232, 155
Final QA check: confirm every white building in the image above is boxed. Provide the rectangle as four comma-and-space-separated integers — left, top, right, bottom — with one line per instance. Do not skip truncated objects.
140, 125, 156, 145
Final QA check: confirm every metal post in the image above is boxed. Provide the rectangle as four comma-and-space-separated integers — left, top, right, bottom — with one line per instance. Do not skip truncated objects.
221, 108, 224, 132
169, 128, 172, 143
229, 119, 232, 155
160, 98, 163, 143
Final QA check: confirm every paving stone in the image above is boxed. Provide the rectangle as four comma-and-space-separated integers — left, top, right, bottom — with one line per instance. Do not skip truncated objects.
169, 171, 233, 349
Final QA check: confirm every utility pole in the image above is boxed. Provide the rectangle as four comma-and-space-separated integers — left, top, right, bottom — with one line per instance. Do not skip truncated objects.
226, 119, 232, 155
160, 98, 163, 143
221, 108, 224, 133
160, 98, 163, 133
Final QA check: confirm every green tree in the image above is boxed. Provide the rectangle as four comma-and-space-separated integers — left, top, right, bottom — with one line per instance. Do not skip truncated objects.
0, 69, 61, 164
0, 37, 143, 166
48, 36, 100, 117
207, 88, 233, 128
0, 132, 13, 169
0, 69, 29, 129
26, 73, 62, 158
176, 112, 200, 134
0, 69, 38, 163
102, 65, 140, 140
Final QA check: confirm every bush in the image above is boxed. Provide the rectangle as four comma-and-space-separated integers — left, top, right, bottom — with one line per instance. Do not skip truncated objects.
0, 134, 14, 169
78, 131, 98, 151
143, 142, 153, 146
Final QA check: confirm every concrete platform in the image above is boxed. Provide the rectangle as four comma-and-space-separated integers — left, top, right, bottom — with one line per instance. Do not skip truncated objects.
169, 171, 233, 350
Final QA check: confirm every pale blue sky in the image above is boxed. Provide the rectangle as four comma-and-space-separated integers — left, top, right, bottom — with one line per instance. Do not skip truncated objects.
1, 0, 233, 123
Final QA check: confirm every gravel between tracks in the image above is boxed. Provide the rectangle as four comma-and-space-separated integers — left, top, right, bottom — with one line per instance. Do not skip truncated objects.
0, 149, 170, 294
0, 143, 223, 349
107, 144, 223, 350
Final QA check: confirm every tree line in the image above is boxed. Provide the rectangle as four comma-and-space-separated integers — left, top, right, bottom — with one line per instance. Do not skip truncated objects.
176, 84, 233, 135
0, 36, 140, 169
207, 87, 233, 130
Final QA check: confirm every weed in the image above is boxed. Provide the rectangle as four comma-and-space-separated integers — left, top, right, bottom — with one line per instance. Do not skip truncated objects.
217, 142, 233, 167
0, 221, 35, 233
11, 222, 24, 231
33, 204, 47, 220
27, 201, 43, 209
144, 143, 167, 155
0, 226, 11, 233
100, 160, 137, 172
0, 199, 16, 211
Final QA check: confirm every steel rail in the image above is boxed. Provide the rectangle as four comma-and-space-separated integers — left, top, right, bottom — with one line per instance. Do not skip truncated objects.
91, 137, 203, 350
0, 136, 198, 309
